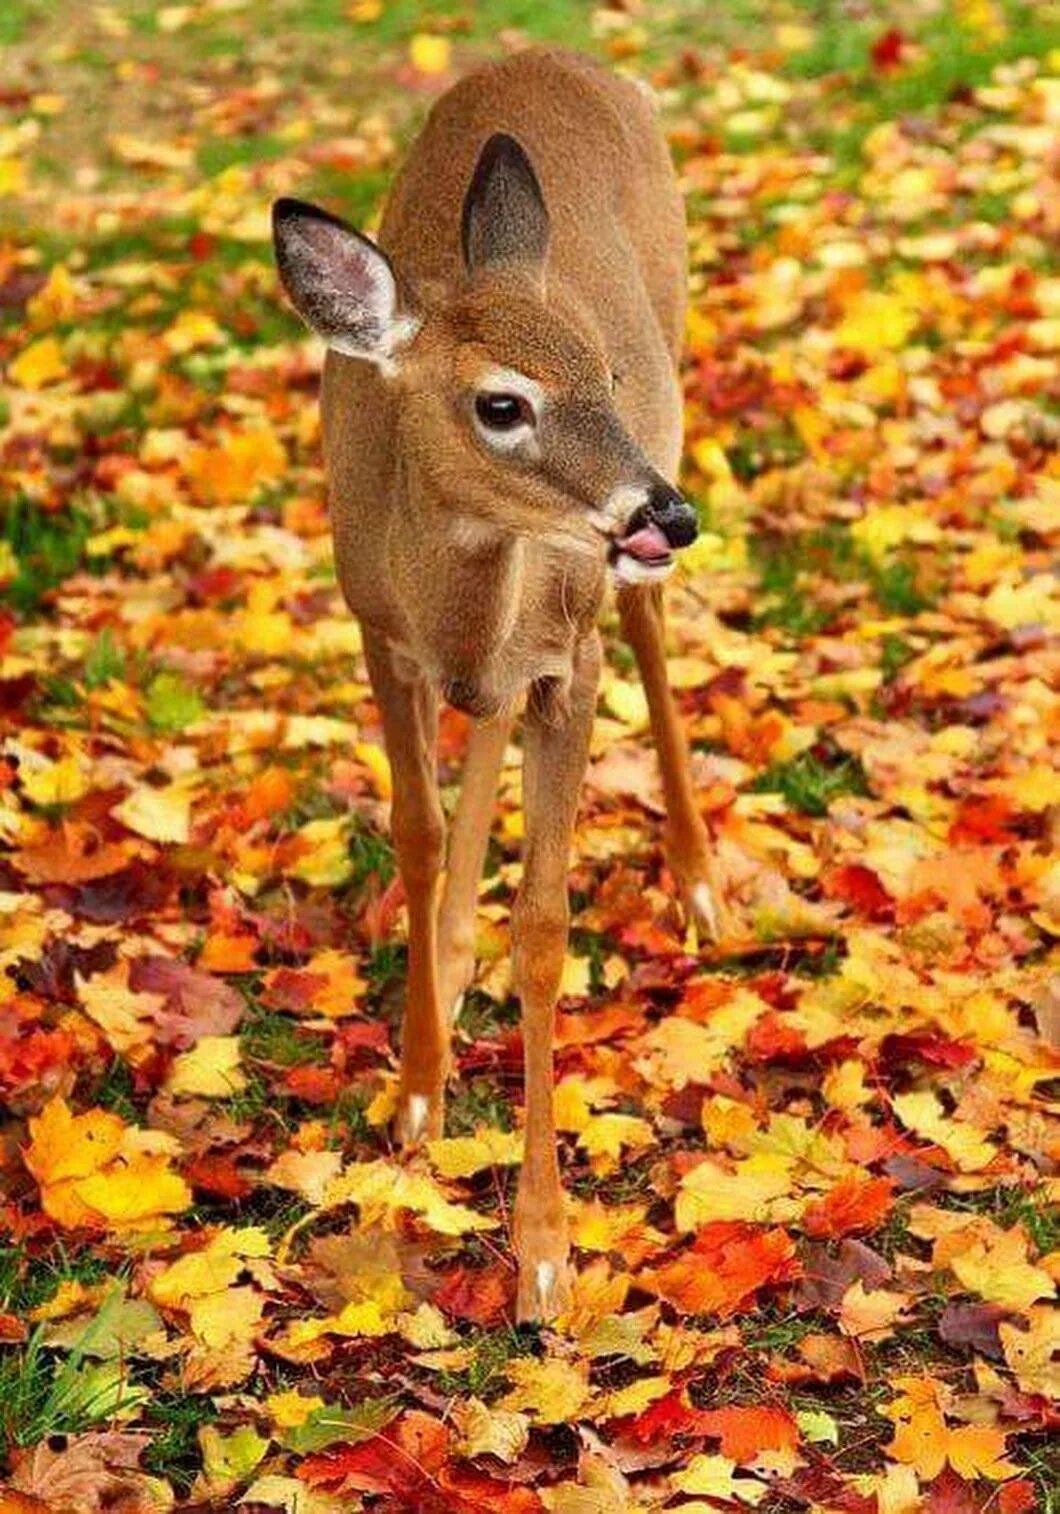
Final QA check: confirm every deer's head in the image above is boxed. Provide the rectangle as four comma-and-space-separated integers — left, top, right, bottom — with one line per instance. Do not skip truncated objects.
272, 133, 697, 583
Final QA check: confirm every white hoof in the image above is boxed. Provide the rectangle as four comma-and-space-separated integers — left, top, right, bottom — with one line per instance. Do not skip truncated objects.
692, 881, 721, 941
403, 1094, 430, 1143
535, 1261, 556, 1315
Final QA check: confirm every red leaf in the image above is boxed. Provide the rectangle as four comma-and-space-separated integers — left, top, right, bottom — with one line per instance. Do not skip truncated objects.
822, 863, 893, 919
433, 1262, 512, 1326
299, 1411, 447, 1497
871, 28, 908, 71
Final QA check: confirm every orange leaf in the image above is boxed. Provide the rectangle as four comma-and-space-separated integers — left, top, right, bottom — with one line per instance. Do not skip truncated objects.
694, 1404, 801, 1464
644, 1223, 800, 1317
802, 1176, 895, 1238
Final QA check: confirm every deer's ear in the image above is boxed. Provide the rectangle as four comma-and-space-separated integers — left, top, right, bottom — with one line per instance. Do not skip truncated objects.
462, 133, 549, 274
272, 198, 416, 368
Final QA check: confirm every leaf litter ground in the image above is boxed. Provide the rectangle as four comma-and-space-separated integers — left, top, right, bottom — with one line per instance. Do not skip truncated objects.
0, 0, 1058, 1510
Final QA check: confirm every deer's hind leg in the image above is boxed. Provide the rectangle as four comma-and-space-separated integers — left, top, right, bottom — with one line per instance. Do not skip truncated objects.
616, 582, 730, 941
364, 633, 448, 1145
437, 714, 513, 1024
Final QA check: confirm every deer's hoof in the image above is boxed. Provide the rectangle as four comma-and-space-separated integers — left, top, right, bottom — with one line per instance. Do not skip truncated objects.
396, 1090, 443, 1148
683, 874, 734, 945
515, 1245, 573, 1323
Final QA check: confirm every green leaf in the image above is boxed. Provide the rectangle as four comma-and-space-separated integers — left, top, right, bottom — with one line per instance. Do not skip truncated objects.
796, 1408, 840, 1446
280, 1397, 395, 1454
145, 671, 205, 732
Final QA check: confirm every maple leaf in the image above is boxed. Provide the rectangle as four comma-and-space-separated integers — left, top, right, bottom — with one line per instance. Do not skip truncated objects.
499, 1357, 591, 1425
644, 1222, 799, 1317
671, 1453, 768, 1505
883, 1377, 1020, 1482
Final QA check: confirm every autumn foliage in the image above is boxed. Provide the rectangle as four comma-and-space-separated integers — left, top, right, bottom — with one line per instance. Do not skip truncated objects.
1, 0, 1059, 1510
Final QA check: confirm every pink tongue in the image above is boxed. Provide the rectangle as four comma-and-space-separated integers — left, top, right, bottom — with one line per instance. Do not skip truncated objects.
620, 523, 672, 562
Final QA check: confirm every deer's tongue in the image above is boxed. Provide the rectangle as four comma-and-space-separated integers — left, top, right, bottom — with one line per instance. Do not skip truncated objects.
619, 522, 672, 563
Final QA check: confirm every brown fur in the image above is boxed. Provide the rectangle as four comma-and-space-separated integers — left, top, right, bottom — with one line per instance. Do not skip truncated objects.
275, 48, 727, 1320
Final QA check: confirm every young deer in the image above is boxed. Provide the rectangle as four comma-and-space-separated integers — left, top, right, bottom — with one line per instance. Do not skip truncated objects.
273, 47, 725, 1321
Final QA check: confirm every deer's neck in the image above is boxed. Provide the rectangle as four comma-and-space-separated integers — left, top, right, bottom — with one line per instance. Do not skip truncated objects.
391, 493, 526, 715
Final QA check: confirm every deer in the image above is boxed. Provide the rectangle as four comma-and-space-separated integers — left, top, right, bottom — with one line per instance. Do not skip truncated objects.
272, 46, 727, 1322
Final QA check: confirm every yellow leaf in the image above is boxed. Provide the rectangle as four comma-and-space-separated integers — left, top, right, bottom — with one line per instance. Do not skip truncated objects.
166, 1035, 246, 1097
163, 308, 224, 354
20, 753, 90, 807
324, 1160, 495, 1236
287, 817, 354, 888
499, 1356, 590, 1424
675, 1158, 793, 1231
427, 1127, 524, 1179
950, 1226, 1055, 1310
24, 1098, 125, 1187
76, 962, 167, 1053
884, 1377, 1020, 1482
75, 1153, 191, 1230
28, 264, 78, 325
265, 1390, 326, 1430
409, 33, 451, 75
113, 782, 194, 843
835, 289, 917, 354
600, 672, 649, 731
577, 1112, 653, 1171
8, 334, 68, 388
149, 1227, 271, 1308
454, 1397, 530, 1463
671, 1454, 767, 1504
1000, 1307, 1060, 1398
188, 1285, 264, 1348
891, 1089, 996, 1172
0, 156, 27, 196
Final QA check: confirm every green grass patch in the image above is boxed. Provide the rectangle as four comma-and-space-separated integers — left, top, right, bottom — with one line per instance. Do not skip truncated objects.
2, 501, 93, 617
750, 748, 869, 817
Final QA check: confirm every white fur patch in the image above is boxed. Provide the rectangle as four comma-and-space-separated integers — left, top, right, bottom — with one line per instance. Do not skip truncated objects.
598, 482, 650, 534
611, 551, 674, 586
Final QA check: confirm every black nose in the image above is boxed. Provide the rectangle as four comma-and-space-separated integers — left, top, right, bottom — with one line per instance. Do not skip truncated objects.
646, 481, 698, 549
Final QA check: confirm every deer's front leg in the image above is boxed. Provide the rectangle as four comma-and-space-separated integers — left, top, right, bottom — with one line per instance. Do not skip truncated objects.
437, 714, 513, 1023
512, 633, 601, 1322
617, 582, 731, 941
363, 634, 448, 1145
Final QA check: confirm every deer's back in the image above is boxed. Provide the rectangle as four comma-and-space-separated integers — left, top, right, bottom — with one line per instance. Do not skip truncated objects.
381, 48, 687, 364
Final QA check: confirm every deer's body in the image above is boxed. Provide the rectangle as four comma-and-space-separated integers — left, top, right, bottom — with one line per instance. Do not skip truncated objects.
326, 51, 685, 712
274, 48, 726, 1320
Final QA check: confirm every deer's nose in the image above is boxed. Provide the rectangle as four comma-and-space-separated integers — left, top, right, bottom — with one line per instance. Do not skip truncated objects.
646, 481, 698, 549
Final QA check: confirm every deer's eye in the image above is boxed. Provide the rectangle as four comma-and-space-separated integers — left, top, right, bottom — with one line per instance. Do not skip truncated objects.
475, 392, 534, 431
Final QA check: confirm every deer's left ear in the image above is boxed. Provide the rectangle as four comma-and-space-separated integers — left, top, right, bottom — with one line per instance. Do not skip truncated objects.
272, 198, 417, 369
462, 133, 550, 275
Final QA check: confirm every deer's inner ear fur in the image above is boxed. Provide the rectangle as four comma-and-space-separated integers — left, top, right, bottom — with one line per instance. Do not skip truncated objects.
461, 132, 550, 275
272, 197, 417, 369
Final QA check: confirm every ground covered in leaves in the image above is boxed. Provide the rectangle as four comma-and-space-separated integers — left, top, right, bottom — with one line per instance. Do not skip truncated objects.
1, 0, 1059, 1509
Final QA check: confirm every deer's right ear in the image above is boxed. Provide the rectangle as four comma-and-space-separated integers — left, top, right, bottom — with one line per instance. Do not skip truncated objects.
272, 198, 416, 369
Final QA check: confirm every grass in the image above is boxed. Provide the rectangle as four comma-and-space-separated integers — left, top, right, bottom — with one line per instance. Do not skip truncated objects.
0, 1286, 146, 1457
750, 525, 934, 637
140, 1391, 217, 1496
2, 501, 93, 617
750, 749, 870, 818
